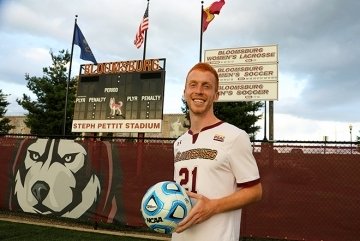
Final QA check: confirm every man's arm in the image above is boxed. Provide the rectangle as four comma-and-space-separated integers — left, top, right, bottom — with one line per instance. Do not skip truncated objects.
175, 181, 262, 233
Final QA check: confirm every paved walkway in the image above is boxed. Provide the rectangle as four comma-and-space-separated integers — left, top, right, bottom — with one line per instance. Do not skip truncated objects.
0, 216, 170, 241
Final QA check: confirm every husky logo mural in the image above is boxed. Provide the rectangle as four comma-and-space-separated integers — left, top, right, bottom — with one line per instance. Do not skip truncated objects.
10, 139, 119, 222
109, 97, 124, 117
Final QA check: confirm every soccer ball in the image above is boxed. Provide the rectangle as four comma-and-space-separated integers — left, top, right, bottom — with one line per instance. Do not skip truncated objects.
140, 181, 192, 234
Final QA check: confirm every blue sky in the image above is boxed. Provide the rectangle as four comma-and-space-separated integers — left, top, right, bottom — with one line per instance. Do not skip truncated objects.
0, 0, 359, 141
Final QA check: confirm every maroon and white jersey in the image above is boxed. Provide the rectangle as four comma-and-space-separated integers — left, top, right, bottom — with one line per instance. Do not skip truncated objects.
172, 121, 260, 241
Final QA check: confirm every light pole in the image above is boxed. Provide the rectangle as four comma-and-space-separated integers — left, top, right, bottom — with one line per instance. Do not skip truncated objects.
349, 124, 353, 154
263, 101, 267, 141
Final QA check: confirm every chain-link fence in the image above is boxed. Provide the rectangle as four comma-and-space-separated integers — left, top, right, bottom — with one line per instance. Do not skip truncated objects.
1, 136, 359, 241
243, 141, 360, 241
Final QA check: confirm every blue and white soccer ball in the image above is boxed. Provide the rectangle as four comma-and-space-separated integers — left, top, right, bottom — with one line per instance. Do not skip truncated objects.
140, 181, 192, 234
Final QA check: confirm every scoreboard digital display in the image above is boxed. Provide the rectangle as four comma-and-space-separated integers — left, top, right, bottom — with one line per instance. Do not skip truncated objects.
72, 58, 166, 133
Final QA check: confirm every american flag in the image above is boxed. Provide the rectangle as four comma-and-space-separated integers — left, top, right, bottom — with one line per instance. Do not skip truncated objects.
134, 5, 149, 49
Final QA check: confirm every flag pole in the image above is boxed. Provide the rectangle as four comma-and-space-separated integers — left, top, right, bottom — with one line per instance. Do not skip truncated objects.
139, 0, 150, 141
142, 0, 150, 60
63, 15, 77, 136
199, 1, 204, 62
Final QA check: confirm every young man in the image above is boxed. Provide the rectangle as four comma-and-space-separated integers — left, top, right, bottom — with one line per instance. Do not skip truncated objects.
172, 63, 262, 241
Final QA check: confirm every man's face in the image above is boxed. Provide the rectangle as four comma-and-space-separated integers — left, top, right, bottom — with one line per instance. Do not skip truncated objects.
184, 69, 219, 115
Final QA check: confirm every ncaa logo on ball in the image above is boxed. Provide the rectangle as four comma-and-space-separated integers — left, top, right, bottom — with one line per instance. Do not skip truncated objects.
146, 216, 163, 223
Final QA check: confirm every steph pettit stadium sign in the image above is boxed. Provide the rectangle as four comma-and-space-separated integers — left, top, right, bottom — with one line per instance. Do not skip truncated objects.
72, 58, 166, 133
205, 45, 278, 101
72, 119, 161, 133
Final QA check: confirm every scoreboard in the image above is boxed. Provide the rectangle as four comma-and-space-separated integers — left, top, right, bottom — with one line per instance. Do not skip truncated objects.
72, 58, 166, 133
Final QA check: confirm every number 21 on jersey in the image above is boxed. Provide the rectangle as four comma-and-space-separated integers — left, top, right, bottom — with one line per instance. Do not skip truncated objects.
178, 167, 198, 193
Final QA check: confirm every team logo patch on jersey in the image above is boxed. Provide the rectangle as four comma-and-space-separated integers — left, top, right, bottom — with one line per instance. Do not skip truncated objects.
213, 134, 225, 142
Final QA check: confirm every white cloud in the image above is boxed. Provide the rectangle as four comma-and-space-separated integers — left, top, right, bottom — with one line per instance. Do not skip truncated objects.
23, 47, 49, 62
255, 113, 359, 141
1, 0, 359, 140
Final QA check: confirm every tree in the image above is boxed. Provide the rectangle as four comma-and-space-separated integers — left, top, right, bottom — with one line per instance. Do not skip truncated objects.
181, 99, 263, 140
214, 101, 263, 140
0, 90, 15, 133
17, 50, 77, 136
181, 98, 190, 128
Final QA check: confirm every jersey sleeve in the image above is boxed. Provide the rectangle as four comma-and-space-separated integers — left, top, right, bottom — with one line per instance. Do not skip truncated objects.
228, 130, 260, 184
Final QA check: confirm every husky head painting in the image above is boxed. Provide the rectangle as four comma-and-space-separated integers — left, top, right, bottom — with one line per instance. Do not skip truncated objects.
12, 139, 102, 219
